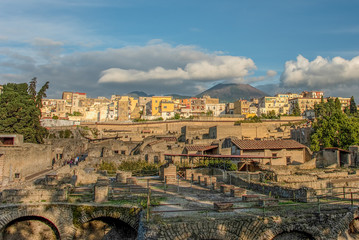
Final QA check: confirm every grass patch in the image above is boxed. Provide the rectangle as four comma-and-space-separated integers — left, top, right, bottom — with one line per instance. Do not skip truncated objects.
118, 160, 160, 176
278, 200, 296, 205
106, 199, 138, 205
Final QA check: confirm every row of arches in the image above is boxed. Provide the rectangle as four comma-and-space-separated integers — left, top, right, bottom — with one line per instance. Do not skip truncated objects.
2, 214, 359, 239
2, 216, 137, 240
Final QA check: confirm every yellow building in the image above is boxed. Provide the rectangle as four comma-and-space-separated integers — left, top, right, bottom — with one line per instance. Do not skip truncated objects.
203, 95, 219, 104
233, 100, 250, 115
258, 94, 292, 115
289, 97, 325, 114
152, 96, 172, 116
110, 95, 139, 121
337, 97, 350, 112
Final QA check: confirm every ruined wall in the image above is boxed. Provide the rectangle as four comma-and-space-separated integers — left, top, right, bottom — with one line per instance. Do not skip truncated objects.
83, 120, 297, 142
260, 169, 359, 196
317, 150, 340, 168
229, 173, 317, 202
240, 122, 292, 140
0, 144, 52, 186
209, 125, 242, 140
291, 127, 312, 146
88, 139, 136, 158
241, 148, 305, 166
1, 188, 67, 203
140, 210, 355, 240
50, 138, 88, 163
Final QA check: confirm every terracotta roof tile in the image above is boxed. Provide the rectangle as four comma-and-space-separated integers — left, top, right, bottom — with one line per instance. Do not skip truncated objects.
158, 137, 177, 142
231, 139, 305, 150
147, 140, 165, 146
185, 145, 218, 152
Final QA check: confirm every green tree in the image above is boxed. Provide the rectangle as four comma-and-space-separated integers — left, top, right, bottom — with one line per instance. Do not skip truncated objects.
68, 111, 82, 116
0, 80, 49, 143
28, 77, 49, 109
174, 113, 180, 119
334, 97, 342, 112
350, 96, 357, 115
310, 98, 359, 151
261, 110, 279, 119
292, 102, 301, 116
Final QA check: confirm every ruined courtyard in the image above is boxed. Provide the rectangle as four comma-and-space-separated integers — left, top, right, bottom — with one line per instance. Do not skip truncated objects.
1, 120, 359, 239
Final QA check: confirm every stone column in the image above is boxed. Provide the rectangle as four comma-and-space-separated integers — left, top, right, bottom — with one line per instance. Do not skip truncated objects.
94, 185, 109, 203
116, 171, 132, 183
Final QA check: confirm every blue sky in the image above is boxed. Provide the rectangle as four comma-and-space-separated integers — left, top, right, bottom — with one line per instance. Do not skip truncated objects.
1, 0, 359, 99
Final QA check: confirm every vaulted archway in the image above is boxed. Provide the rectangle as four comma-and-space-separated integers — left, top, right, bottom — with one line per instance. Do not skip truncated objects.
272, 230, 315, 240
2, 215, 60, 240
73, 216, 137, 240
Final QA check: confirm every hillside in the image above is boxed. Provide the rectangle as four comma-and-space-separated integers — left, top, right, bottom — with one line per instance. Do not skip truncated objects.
196, 83, 268, 102
127, 91, 152, 98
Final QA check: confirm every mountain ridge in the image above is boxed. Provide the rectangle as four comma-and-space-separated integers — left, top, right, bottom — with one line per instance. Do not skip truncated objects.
196, 83, 268, 102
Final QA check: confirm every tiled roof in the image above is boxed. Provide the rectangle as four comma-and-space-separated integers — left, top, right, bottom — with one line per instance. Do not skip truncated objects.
324, 147, 350, 153
158, 137, 177, 142
231, 139, 306, 150
185, 145, 218, 152
147, 140, 165, 146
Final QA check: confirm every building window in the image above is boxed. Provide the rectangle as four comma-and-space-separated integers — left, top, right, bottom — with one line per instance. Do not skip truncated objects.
286, 156, 291, 165
145, 154, 148, 162
114, 150, 119, 154
154, 156, 159, 164
14, 173, 20, 179
121, 150, 126, 155
272, 153, 277, 158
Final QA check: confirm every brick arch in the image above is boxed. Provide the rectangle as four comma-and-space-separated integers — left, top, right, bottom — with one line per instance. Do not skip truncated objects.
78, 209, 140, 231
1, 215, 61, 240
0, 206, 78, 240
156, 221, 241, 240
349, 216, 359, 231
347, 213, 359, 237
258, 223, 324, 240
0, 209, 65, 240
271, 231, 315, 240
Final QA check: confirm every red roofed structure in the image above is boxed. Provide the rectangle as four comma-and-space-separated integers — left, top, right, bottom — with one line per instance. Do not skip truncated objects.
184, 145, 218, 154
231, 139, 306, 150
229, 139, 311, 166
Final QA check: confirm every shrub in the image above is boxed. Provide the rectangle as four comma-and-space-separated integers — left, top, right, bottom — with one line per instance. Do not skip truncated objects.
99, 161, 117, 174
118, 160, 160, 176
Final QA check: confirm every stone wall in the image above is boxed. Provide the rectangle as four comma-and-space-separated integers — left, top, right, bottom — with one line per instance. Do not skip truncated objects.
140, 209, 355, 240
0, 188, 67, 203
228, 173, 317, 202
240, 148, 306, 166
87, 139, 137, 158
0, 203, 141, 240
185, 168, 226, 182
85, 119, 298, 142
0, 143, 52, 186
49, 138, 89, 165
276, 174, 318, 183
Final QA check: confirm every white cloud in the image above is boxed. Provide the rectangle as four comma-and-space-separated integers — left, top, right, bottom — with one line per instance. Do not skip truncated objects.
245, 69, 277, 83
99, 54, 256, 84
0, 41, 257, 98
280, 55, 359, 89
32, 38, 64, 47
266, 70, 277, 77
